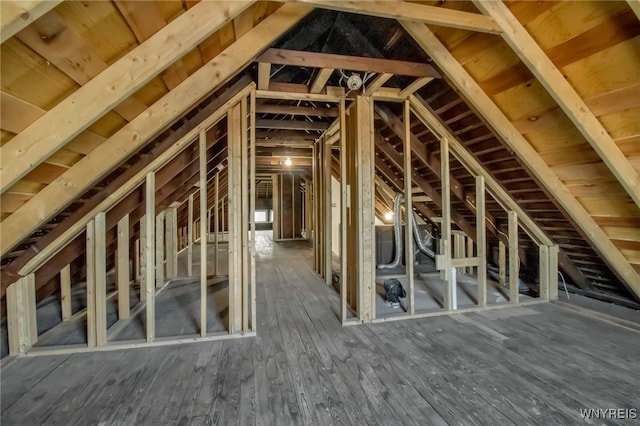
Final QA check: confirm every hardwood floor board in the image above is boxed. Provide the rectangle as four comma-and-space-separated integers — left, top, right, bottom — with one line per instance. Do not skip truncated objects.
356, 321, 499, 426
105, 346, 181, 425
0, 354, 70, 408
412, 319, 575, 425
290, 294, 382, 426
2, 231, 639, 425
218, 341, 245, 425
255, 260, 298, 425
288, 295, 361, 425
236, 338, 258, 426
177, 341, 224, 423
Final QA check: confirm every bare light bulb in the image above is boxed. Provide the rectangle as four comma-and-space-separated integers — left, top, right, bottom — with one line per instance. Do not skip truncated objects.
384, 211, 394, 221
284, 157, 292, 166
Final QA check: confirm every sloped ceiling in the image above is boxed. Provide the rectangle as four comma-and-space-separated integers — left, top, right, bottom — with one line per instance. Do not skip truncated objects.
0, 1, 638, 305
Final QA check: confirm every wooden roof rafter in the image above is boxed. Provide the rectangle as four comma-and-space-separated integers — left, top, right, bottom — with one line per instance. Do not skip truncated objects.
15, 83, 254, 285
257, 48, 441, 78
1, 3, 313, 257
627, 0, 640, 21
1, 0, 256, 193
474, 0, 640, 209
401, 20, 640, 300
0, 0, 62, 43
295, 0, 503, 34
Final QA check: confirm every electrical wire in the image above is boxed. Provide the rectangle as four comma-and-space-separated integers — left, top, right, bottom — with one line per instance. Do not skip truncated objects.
558, 271, 569, 300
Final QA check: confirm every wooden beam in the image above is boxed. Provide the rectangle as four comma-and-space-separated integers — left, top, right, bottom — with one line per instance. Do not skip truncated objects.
241, 98, 250, 332
476, 176, 487, 306
188, 193, 194, 277
257, 89, 342, 103
255, 102, 338, 117
256, 129, 318, 140
13, 92, 247, 282
475, 0, 640, 208
339, 97, 348, 323
60, 264, 71, 321
403, 100, 415, 315
310, 68, 334, 93
375, 104, 495, 238
155, 211, 165, 288
257, 48, 440, 78
255, 119, 330, 131
295, 0, 502, 34
86, 220, 97, 347
6, 274, 37, 355
508, 211, 519, 304
1, 78, 252, 290
15, 10, 147, 121
399, 77, 434, 98
114, 1, 189, 90
117, 214, 130, 319
324, 139, 332, 285
214, 173, 220, 275
249, 90, 257, 332
410, 97, 593, 292
627, 0, 640, 22
499, 242, 506, 287
228, 104, 243, 333
364, 73, 393, 95
139, 216, 147, 302
2, 5, 306, 256
0, 0, 62, 43
199, 130, 208, 337
145, 172, 156, 342
1, 0, 255, 192
409, 96, 551, 247
440, 135, 453, 311
403, 22, 640, 300
95, 212, 107, 346
166, 208, 178, 279
539, 245, 550, 301
356, 96, 376, 322
377, 138, 477, 239
258, 62, 271, 90
13, 102, 245, 286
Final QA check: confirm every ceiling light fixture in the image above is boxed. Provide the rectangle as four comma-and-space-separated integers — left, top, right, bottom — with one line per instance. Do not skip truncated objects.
347, 73, 363, 90
384, 211, 394, 221
284, 157, 293, 166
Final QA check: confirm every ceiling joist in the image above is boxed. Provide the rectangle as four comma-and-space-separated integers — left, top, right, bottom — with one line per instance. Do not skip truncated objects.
257, 48, 441, 78
296, 0, 502, 34
256, 119, 330, 131
255, 103, 338, 117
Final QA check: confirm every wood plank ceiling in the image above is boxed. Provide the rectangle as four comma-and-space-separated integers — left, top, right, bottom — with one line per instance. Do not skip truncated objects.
1, 1, 638, 304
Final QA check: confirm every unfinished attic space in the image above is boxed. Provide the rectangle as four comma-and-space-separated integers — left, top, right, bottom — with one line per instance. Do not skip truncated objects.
2, 1, 640, 424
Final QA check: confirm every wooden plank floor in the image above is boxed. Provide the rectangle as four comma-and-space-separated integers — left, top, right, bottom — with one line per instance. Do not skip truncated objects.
2, 232, 640, 425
